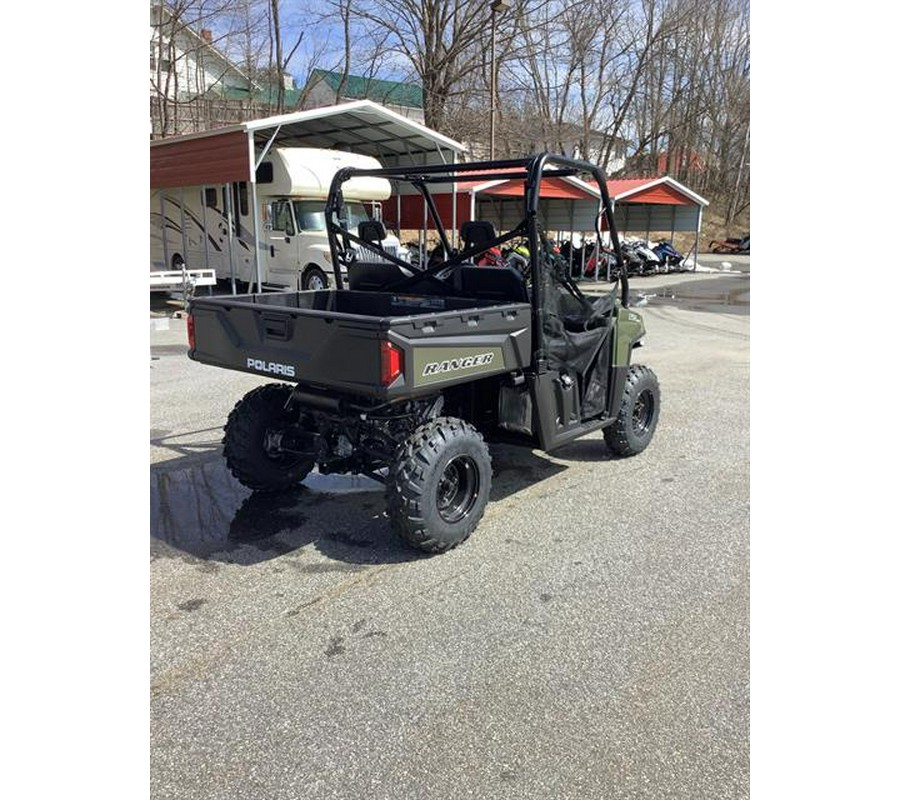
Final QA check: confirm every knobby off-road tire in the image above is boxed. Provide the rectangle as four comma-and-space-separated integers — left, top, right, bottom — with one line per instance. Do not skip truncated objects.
386, 417, 492, 554
603, 365, 661, 457
223, 383, 314, 492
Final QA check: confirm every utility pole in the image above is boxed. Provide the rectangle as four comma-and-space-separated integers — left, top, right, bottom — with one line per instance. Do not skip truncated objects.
489, 0, 510, 159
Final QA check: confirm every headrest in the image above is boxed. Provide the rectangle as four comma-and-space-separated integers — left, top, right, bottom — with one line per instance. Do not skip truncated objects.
460, 220, 497, 248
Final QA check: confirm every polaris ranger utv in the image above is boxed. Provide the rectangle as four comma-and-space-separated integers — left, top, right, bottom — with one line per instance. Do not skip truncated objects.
187, 154, 660, 553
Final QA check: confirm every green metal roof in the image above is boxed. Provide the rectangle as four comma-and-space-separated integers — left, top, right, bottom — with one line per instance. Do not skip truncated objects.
309, 69, 424, 109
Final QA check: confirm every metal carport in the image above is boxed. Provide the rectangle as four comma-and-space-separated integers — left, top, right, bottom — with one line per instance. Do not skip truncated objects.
607, 177, 710, 268
389, 172, 709, 276
468, 175, 710, 269
150, 100, 467, 290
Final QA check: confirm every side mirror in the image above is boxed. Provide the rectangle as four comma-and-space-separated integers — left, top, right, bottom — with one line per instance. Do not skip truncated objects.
358, 219, 387, 243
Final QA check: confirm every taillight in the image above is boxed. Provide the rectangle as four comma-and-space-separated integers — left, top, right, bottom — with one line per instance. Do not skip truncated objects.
187, 314, 195, 351
380, 340, 403, 385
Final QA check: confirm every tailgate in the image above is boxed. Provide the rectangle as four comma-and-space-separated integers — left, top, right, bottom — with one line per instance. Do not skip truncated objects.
188, 296, 384, 393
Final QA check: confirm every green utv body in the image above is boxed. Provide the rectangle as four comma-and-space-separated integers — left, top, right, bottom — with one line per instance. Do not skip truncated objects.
188, 154, 660, 553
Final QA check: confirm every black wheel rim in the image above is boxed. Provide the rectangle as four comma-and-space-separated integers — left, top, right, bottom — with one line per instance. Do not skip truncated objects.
436, 455, 480, 524
632, 389, 655, 436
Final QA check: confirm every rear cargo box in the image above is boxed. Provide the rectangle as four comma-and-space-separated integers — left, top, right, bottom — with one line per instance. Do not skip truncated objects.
189, 290, 532, 399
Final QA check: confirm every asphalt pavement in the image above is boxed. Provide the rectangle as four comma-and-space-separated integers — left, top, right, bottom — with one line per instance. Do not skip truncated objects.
150, 266, 750, 799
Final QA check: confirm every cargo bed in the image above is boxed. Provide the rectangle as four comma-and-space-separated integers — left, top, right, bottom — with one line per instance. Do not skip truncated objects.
188, 289, 532, 399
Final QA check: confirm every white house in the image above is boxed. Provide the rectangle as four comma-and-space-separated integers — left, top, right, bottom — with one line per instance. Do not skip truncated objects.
149, 3, 253, 136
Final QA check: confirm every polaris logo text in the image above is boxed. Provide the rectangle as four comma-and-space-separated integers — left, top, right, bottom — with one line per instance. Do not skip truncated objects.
247, 358, 296, 378
422, 352, 495, 377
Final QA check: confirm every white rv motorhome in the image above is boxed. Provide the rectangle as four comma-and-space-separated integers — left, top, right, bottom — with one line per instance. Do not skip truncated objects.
150, 148, 404, 291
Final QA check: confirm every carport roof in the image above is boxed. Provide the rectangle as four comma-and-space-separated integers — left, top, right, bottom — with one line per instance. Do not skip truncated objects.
436, 172, 706, 206
150, 100, 466, 181
457, 174, 601, 199
606, 176, 709, 206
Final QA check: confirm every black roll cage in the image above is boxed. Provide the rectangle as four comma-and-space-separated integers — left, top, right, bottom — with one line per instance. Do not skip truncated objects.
324, 153, 629, 310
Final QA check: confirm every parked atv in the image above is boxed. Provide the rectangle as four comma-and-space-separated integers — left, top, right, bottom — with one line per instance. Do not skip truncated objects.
188, 154, 661, 554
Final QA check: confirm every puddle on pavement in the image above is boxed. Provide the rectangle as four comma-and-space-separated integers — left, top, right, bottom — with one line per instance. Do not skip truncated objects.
150, 441, 569, 565
150, 458, 383, 562
647, 283, 749, 314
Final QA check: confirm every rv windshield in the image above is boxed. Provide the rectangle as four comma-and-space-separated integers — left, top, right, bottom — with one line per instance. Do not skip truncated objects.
294, 200, 370, 232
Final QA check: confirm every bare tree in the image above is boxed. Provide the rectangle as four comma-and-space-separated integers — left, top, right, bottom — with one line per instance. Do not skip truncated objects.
266, 0, 309, 112
352, 1, 534, 130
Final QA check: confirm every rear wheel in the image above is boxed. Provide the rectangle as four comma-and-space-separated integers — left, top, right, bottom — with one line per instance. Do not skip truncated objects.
603, 365, 660, 456
386, 417, 492, 553
223, 383, 314, 491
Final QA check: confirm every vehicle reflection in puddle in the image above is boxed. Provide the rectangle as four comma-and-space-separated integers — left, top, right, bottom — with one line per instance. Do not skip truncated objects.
150, 458, 382, 561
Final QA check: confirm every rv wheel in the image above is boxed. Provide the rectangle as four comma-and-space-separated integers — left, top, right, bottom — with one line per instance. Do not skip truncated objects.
386, 417, 492, 553
302, 266, 328, 291
223, 383, 314, 491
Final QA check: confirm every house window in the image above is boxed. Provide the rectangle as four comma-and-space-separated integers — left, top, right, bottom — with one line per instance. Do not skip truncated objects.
204, 188, 217, 208
151, 46, 171, 72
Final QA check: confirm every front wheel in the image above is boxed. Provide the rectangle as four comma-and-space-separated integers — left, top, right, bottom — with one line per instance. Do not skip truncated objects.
386, 417, 492, 553
302, 266, 328, 291
603, 365, 661, 456
223, 383, 314, 491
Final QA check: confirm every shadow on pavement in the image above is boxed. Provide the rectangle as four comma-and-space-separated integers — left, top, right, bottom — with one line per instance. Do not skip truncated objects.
549, 436, 619, 463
